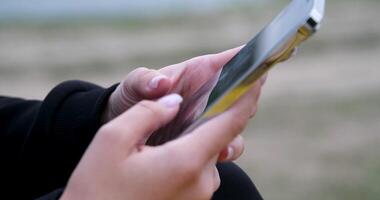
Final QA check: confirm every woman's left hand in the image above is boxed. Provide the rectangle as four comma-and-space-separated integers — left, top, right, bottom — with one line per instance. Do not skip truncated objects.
102, 47, 243, 123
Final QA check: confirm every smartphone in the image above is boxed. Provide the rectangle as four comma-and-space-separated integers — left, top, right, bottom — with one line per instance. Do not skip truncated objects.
148, 0, 325, 145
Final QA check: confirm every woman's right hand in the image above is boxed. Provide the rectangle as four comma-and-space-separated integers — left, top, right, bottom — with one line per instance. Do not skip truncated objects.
61, 80, 262, 200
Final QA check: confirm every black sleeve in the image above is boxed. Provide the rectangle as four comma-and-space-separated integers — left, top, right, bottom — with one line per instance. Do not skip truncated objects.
35, 189, 64, 200
213, 162, 264, 200
0, 80, 117, 200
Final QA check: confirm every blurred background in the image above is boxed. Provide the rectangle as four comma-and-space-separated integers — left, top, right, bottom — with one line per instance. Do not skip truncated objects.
1, 0, 379, 199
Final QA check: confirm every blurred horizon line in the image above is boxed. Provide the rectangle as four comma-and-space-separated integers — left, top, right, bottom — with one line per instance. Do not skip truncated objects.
0, 0, 275, 21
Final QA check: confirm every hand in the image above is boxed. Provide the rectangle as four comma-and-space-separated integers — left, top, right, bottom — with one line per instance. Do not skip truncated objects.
102, 47, 243, 123
61, 82, 261, 200
102, 47, 266, 161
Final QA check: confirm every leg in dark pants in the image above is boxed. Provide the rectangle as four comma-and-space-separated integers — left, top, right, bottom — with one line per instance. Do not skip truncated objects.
212, 162, 263, 200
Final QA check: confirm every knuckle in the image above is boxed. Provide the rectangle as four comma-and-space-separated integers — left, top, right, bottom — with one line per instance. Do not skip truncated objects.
229, 136, 245, 160
123, 67, 150, 92
196, 167, 220, 199
229, 117, 248, 134
184, 162, 202, 178
98, 124, 114, 135
124, 67, 148, 84
138, 101, 162, 116
177, 159, 203, 181
131, 67, 149, 75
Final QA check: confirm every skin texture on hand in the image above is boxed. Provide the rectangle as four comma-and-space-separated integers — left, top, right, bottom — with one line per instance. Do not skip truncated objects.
102, 47, 244, 124
101, 47, 267, 162
61, 81, 262, 200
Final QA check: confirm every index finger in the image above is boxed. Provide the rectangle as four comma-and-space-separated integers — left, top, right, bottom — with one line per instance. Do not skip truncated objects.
189, 46, 244, 72
159, 46, 244, 77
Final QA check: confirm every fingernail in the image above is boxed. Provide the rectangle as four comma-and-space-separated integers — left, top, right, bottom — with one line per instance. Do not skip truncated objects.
158, 94, 183, 108
226, 146, 234, 160
149, 75, 167, 89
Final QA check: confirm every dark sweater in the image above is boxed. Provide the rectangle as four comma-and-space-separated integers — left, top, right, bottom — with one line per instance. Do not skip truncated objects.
0, 80, 116, 199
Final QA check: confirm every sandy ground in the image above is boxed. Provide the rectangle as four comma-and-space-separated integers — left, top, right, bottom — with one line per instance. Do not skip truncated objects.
0, 1, 379, 199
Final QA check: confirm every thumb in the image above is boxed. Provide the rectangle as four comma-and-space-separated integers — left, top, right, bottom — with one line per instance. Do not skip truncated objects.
105, 67, 172, 122
121, 67, 172, 101
99, 94, 183, 153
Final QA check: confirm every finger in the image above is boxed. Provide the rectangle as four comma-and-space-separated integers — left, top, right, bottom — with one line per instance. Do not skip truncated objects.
218, 135, 244, 162
99, 94, 182, 153
185, 46, 244, 73
208, 46, 245, 71
122, 67, 172, 100
160, 46, 244, 77
198, 164, 221, 197
211, 165, 221, 192
170, 81, 262, 165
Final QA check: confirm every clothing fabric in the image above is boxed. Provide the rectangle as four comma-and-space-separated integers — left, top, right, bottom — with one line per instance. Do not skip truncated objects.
0, 80, 263, 200
213, 163, 263, 200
